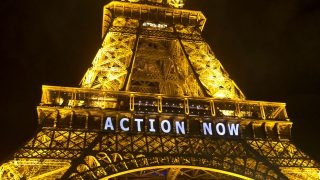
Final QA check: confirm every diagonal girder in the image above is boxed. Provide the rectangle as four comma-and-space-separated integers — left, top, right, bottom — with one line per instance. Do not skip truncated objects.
167, 168, 181, 179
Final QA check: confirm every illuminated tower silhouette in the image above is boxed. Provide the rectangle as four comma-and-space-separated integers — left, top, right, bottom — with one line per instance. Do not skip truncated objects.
1, 0, 319, 179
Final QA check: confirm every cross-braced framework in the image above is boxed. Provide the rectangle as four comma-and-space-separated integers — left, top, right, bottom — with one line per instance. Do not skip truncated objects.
1, 0, 319, 179
80, 0, 243, 99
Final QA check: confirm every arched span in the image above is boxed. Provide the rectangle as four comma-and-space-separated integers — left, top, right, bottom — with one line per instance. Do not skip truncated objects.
101, 165, 253, 180
67, 151, 283, 179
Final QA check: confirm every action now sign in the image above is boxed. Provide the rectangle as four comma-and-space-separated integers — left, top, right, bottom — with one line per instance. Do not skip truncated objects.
103, 117, 240, 137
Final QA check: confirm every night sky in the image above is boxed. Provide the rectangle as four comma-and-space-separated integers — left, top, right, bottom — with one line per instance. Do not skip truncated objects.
1, 0, 320, 163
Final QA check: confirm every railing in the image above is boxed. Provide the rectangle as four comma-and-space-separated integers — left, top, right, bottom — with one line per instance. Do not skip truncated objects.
41, 85, 288, 121
104, 1, 206, 31
108, 26, 204, 41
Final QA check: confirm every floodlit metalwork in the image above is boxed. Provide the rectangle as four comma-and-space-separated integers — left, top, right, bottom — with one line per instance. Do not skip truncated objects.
1, 0, 319, 179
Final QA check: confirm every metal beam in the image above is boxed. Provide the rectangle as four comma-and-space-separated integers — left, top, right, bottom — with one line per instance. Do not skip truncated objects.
167, 168, 181, 180
30, 166, 70, 180
122, 21, 142, 91
173, 25, 211, 97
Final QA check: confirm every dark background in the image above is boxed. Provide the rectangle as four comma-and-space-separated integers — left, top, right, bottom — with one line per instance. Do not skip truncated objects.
1, 0, 319, 163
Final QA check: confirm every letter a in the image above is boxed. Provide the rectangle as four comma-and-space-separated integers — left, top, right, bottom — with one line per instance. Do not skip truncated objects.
104, 117, 114, 131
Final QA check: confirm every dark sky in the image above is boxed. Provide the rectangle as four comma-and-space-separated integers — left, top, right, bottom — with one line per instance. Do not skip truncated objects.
0, 0, 320, 163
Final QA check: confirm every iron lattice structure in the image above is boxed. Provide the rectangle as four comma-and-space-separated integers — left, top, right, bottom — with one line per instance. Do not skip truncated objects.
1, 0, 319, 179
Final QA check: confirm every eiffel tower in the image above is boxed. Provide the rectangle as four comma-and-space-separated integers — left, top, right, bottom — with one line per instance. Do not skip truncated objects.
1, 0, 319, 179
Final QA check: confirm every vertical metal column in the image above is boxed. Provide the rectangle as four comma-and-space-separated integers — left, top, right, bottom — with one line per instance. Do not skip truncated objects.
173, 25, 211, 97
122, 21, 142, 91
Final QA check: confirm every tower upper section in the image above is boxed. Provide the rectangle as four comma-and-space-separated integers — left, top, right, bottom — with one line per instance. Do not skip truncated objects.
101, 0, 206, 38
81, 0, 245, 100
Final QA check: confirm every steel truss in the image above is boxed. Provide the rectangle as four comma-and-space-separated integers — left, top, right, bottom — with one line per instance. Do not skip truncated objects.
80, 1, 244, 99
1, 124, 319, 179
0, 103, 318, 179
1, 0, 319, 179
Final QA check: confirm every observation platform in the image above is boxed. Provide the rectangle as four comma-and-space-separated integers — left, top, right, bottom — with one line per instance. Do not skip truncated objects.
38, 85, 292, 140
